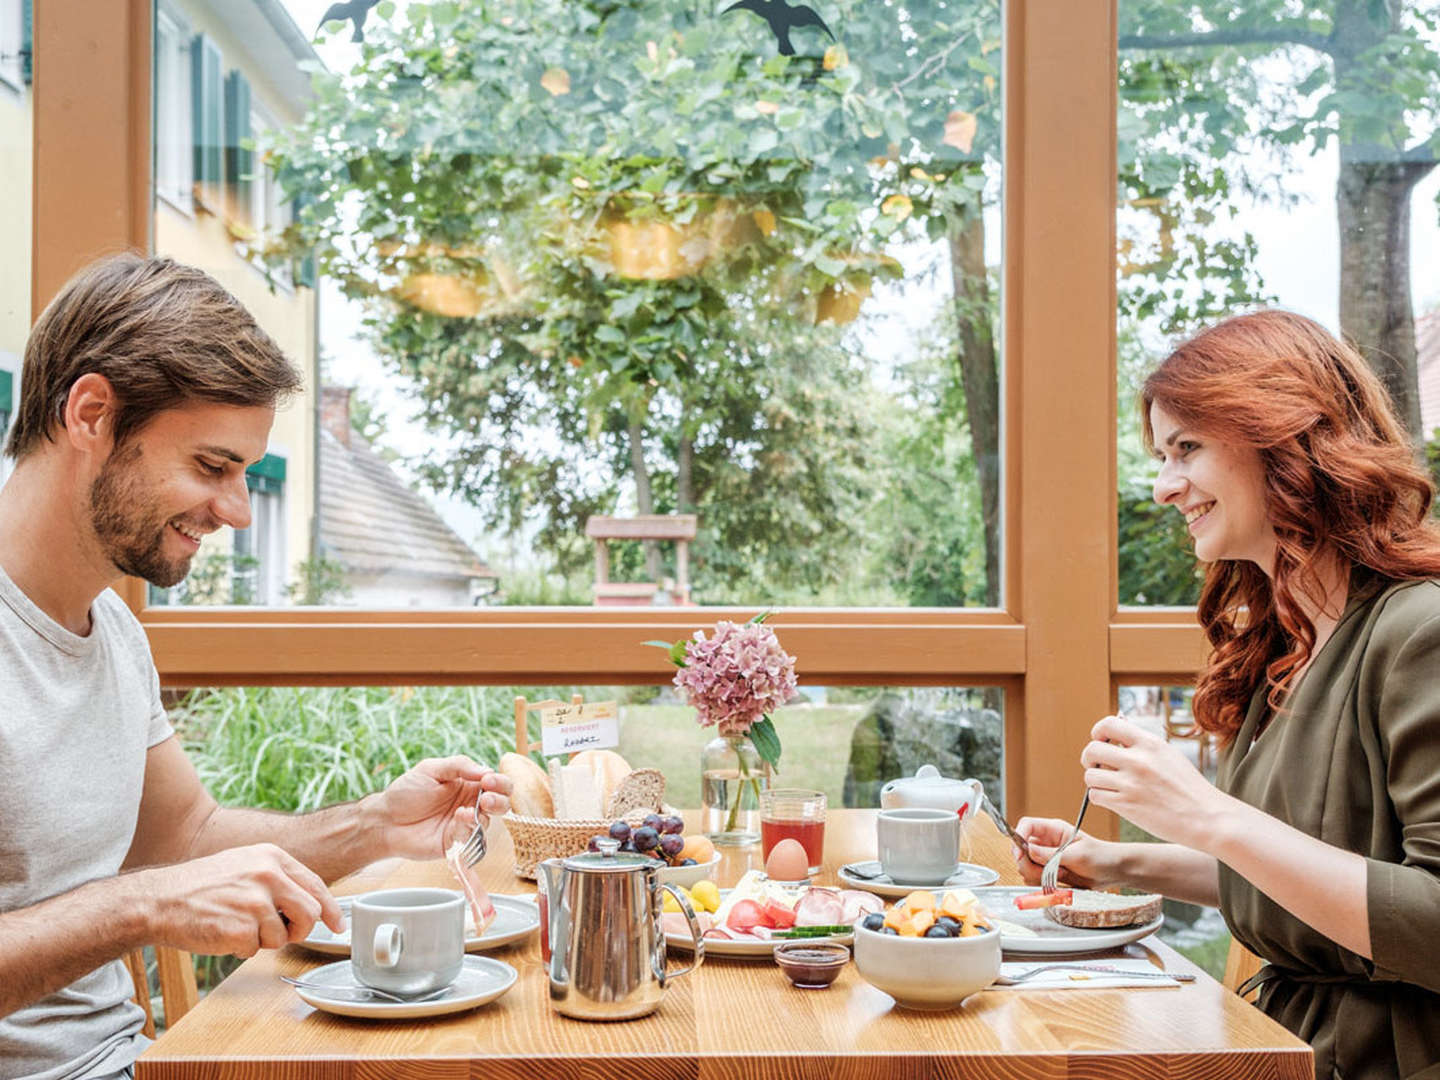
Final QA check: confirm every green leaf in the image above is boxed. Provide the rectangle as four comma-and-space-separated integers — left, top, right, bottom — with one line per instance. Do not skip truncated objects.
747, 610, 771, 624
749, 715, 782, 772
669, 639, 689, 666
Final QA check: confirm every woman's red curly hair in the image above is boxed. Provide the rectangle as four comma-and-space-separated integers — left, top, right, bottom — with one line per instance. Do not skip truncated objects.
1142, 309, 1440, 742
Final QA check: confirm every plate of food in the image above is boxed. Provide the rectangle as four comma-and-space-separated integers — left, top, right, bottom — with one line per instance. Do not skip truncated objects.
661, 871, 882, 958
298, 893, 540, 956
970, 886, 1164, 955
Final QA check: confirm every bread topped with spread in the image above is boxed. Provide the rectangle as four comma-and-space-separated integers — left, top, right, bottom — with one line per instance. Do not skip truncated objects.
1044, 889, 1163, 929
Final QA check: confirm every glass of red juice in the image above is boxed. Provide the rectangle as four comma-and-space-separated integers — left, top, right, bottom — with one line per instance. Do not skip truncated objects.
760, 788, 827, 875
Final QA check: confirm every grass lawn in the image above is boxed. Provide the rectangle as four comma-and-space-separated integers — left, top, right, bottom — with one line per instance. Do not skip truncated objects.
616, 702, 869, 808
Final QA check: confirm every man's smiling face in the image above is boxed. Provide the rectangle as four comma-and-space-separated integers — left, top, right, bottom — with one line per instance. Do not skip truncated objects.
88, 402, 274, 587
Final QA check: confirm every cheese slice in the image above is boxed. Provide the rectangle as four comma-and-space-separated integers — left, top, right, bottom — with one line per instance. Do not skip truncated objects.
554, 761, 603, 820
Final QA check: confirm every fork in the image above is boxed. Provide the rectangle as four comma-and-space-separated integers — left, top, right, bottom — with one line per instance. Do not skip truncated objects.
454, 784, 488, 868
1040, 789, 1090, 894
996, 963, 1195, 986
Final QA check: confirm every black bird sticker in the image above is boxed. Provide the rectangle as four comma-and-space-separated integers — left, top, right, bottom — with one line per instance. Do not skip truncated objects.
318, 0, 384, 43
723, 0, 835, 57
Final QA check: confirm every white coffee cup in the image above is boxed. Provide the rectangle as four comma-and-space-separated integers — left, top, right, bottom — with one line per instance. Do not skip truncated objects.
349, 887, 465, 995
876, 808, 962, 885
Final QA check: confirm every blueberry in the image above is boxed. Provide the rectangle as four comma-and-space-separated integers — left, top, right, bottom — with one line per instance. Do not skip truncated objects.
880, 926, 900, 936
680, 857, 698, 866
860, 912, 885, 932
924, 924, 953, 938
934, 916, 962, 935
608, 821, 632, 842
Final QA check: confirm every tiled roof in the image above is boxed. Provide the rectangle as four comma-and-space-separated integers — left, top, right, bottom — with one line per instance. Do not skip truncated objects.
1419, 309, 1440, 439
318, 429, 495, 581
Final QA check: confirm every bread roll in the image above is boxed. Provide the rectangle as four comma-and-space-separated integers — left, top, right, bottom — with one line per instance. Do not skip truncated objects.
497, 751, 554, 818
569, 749, 632, 812
606, 767, 665, 819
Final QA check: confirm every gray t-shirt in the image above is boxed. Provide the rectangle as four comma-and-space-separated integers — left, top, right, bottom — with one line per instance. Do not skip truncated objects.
0, 565, 173, 1080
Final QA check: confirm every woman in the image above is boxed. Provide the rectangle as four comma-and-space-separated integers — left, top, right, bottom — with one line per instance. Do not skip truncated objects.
1015, 310, 1440, 1080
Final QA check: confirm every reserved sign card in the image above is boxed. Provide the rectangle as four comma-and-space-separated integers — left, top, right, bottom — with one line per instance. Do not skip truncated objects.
538, 701, 620, 756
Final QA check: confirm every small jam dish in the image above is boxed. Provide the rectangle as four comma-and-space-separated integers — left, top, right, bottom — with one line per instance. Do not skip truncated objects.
773, 941, 849, 989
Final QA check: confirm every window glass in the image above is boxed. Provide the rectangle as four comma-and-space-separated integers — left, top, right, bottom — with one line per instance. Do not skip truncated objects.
1116, 683, 1227, 979
150, 0, 1005, 610
0, 0, 26, 492
1115, 2, 1440, 606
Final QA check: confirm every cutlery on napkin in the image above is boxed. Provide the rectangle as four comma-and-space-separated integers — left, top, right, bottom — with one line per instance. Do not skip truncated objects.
988, 958, 1193, 989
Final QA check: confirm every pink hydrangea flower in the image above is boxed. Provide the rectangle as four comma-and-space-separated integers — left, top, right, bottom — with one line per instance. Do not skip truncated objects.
672, 620, 798, 736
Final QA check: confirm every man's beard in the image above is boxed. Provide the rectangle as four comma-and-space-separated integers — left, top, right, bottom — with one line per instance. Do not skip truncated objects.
90, 443, 193, 587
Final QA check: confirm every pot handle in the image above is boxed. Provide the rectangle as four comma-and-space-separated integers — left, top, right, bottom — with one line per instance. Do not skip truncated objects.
659, 883, 704, 985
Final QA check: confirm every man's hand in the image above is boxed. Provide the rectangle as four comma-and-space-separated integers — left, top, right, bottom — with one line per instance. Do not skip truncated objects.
140, 843, 345, 958
367, 756, 513, 861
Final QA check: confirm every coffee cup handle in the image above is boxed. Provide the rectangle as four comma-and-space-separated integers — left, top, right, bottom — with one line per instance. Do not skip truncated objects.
373, 923, 403, 968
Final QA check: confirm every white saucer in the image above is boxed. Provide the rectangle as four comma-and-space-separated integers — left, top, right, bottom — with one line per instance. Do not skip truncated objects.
837, 861, 1000, 897
289, 955, 517, 1019
299, 893, 539, 956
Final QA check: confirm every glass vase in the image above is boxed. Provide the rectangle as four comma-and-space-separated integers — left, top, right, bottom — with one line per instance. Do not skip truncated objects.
700, 733, 770, 846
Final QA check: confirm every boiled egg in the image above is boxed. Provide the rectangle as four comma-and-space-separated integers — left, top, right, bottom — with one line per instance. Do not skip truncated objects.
765, 838, 810, 882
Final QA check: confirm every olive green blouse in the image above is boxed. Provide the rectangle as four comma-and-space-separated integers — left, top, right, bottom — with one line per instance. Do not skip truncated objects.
1216, 575, 1440, 1080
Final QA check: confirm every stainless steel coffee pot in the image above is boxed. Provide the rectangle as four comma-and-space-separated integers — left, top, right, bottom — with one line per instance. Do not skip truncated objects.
538, 838, 704, 1021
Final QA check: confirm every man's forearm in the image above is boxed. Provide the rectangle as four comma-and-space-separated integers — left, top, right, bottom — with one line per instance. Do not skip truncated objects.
0, 875, 154, 1018
187, 797, 386, 883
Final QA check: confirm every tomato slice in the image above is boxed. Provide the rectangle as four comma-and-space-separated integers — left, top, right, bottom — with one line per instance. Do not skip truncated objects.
1014, 889, 1072, 910
726, 898, 765, 932
761, 898, 797, 929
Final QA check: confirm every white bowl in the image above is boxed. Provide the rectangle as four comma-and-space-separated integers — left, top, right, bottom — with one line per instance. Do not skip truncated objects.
657, 852, 722, 889
852, 921, 1001, 1009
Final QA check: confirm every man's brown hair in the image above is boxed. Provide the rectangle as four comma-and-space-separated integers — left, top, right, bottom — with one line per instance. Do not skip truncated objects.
5, 253, 304, 459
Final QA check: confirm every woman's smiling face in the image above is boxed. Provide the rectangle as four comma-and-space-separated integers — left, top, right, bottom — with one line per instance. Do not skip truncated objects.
1150, 402, 1278, 573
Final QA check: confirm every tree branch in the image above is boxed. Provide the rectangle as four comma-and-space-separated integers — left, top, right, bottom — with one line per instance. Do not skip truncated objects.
1119, 26, 1331, 55
1401, 137, 1439, 167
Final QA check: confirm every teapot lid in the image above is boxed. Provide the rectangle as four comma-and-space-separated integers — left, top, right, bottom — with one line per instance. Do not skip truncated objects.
562, 837, 663, 873
891, 764, 967, 787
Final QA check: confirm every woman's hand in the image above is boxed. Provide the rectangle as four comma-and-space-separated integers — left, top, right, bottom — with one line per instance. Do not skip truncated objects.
1012, 817, 1114, 889
1081, 715, 1222, 850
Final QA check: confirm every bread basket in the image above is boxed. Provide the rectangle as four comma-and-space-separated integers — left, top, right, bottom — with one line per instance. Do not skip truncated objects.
501, 696, 670, 879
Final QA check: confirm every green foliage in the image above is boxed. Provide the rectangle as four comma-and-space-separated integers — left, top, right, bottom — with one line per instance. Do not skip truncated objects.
285, 555, 353, 606
173, 685, 521, 810
492, 563, 591, 604
177, 552, 261, 606
1118, 480, 1204, 605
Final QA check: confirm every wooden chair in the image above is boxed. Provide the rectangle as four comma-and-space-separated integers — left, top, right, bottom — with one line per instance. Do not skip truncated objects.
123, 947, 198, 1037
1223, 937, 1265, 1003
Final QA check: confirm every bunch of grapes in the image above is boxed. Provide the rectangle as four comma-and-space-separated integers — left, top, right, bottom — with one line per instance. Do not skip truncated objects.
586, 813, 695, 865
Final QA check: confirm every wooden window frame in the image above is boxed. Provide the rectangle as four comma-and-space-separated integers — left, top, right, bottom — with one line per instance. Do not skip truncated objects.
30, 0, 1207, 827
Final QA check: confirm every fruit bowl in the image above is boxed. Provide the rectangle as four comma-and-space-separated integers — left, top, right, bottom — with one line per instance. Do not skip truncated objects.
852, 921, 1000, 1010
658, 852, 722, 889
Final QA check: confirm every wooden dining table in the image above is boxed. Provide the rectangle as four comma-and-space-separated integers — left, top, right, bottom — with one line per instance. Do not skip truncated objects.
137, 808, 1312, 1079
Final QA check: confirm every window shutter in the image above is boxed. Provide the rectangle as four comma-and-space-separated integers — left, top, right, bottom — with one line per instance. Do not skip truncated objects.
224, 70, 254, 226
20, 0, 31, 84
190, 34, 224, 203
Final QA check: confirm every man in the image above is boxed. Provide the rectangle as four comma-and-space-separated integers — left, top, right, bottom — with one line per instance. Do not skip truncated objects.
0, 255, 512, 1079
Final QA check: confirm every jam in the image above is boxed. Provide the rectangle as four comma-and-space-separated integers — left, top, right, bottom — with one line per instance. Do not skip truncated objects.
773, 941, 849, 989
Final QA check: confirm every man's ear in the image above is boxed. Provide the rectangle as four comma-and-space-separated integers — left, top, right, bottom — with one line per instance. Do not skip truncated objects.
63, 373, 119, 454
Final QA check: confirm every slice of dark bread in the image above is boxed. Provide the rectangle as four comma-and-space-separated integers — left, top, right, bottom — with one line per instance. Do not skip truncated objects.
1045, 889, 1163, 929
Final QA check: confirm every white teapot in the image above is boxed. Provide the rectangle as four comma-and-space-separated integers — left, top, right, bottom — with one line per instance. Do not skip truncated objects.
879, 764, 984, 824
